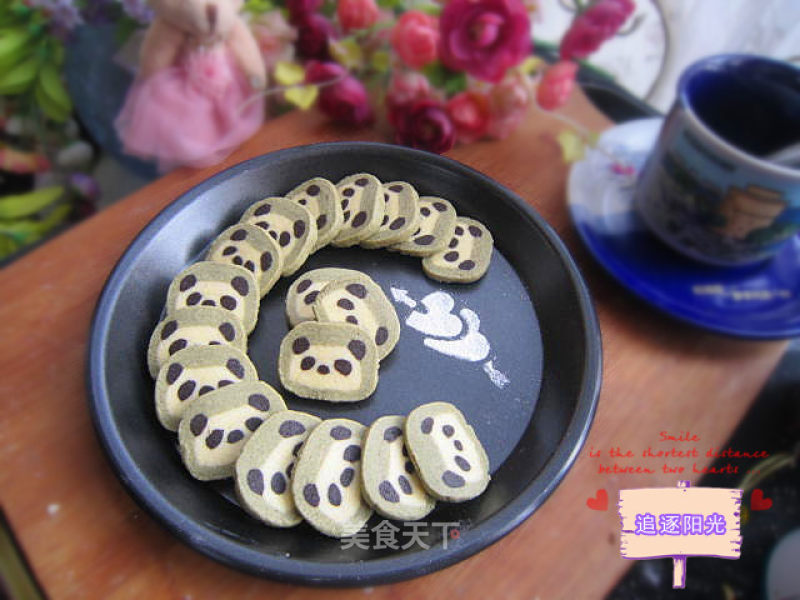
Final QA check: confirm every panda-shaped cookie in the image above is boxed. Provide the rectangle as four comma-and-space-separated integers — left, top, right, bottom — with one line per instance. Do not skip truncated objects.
361, 415, 435, 521
285, 268, 375, 328
178, 380, 287, 481
206, 223, 283, 297
405, 402, 490, 502
278, 322, 379, 403
146, 307, 247, 378
291, 418, 372, 538
154, 345, 257, 431
422, 217, 493, 284
361, 181, 421, 249
331, 173, 384, 247
390, 196, 457, 256
240, 196, 317, 276
235, 410, 322, 527
165, 261, 259, 333
285, 177, 343, 251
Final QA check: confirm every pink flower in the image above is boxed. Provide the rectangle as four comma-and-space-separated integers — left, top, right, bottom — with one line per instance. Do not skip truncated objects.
487, 72, 533, 139
536, 60, 578, 110
306, 61, 373, 127
286, 0, 322, 25
439, 0, 531, 83
390, 100, 455, 154
391, 11, 439, 69
446, 91, 490, 143
337, 0, 380, 32
387, 71, 434, 107
251, 10, 297, 70
295, 13, 335, 60
559, 0, 635, 60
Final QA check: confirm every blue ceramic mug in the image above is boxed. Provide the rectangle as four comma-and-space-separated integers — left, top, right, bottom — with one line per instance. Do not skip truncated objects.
634, 54, 800, 266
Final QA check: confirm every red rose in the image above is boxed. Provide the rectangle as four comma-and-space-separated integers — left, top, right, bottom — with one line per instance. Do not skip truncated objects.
306, 61, 373, 127
536, 60, 578, 110
439, 0, 531, 83
446, 91, 490, 143
286, 0, 322, 25
337, 0, 380, 32
559, 0, 635, 60
390, 100, 455, 154
295, 13, 334, 60
391, 10, 440, 69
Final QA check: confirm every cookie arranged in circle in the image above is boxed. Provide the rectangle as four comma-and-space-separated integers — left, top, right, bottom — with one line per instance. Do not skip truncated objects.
390, 196, 457, 256
166, 261, 259, 333
178, 381, 287, 481
206, 223, 283, 297
313, 278, 400, 361
154, 345, 257, 431
285, 267, 375, 328
147, 307, 247, 379
361, 181, 421, 249
405, 402, 490, 502
362, 415, 435, 521
291, 418, 372, 538
422, 217, 494, 284
286, 177, 343, 251
235, 410, 322, 528
278, 321, 378, 402
240, 197, 317, 277
331, 173, 384, 247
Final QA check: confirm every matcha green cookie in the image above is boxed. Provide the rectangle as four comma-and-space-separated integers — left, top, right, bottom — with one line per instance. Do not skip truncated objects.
291, 418, 372, 538
313, 278, 400, 361
331, 173, 384, 247
235, 410, 322, 527
405, 402, 490, 502
285, 268, 375, 327
178, 380, 287, 481
422, 217, 494, 283
361, 181, 420, 249
146, 307, 247, 379
390, 196, 457, 256
278, 321, 378, 402
165, 261, 259, 333
240, 197, 317, 276
155, 345, 257, 431
361, 415, 435, 521
206, 223, 283, 297
286, 177, 343, 251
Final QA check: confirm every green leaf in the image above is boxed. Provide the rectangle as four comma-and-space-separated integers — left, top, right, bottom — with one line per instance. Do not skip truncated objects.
556, 129, 587, 163
377, 0, 403, 8
0, 186, 64, 219
284, 84, 318, 110
416, 3, 442, 16
0, 203, 71, 242
443, 72, 467, 96
37, 62, 72, 114
274, 61, 305, 86
243, 0, 275, 14
423, 62, 466, 95
34, 76, 70, 122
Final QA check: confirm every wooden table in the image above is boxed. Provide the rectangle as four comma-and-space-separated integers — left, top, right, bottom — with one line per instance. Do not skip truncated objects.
0, 91, 787, 599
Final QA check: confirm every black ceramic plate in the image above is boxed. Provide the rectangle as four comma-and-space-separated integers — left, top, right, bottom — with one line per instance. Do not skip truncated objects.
88, 143, 601, 586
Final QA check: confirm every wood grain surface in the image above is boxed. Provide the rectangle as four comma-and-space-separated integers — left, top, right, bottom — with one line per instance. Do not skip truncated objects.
0, 91, 787, 599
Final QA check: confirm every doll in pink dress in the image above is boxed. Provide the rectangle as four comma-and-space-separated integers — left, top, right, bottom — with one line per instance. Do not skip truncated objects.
116, 0, 266, 171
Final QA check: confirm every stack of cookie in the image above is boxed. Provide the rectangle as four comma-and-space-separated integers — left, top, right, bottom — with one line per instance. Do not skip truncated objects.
143, 173, 495, 538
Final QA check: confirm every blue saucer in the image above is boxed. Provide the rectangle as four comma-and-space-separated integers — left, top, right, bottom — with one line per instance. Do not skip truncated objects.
567, 118, 800, 339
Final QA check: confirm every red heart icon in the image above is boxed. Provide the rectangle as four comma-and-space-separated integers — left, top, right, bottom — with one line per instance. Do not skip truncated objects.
751, 489, 772, 511
586, 489, 608, 511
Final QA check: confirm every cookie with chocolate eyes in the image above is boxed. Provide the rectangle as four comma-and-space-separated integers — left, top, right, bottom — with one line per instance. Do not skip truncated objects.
178, 380, 287, 481
240, 197, 317, 276
422, 217, 494, 283
361, 415, 435, 521
155, 345, 257, 431
361, 181, 421, 249
291, 418, 372, 538
278, 321, 379, 402
286, 177, 343, 251
205, 223, 283, 297
146, 307, 247, 379
235, 410, 322, 527
313, 278, 400, 361
405, 402, 490, 502
390, 196, 457, 256
331, 173, 385, 247
166, 261, 259, 333
285, 267, 375, 328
